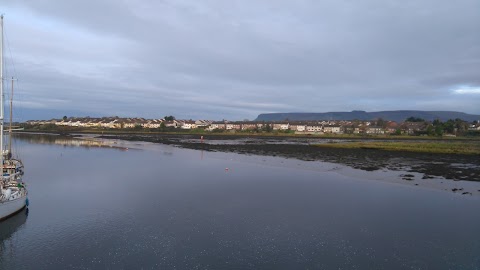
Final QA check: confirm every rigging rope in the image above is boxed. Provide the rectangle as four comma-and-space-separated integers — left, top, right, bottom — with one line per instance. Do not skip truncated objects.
3, 23, 25, 159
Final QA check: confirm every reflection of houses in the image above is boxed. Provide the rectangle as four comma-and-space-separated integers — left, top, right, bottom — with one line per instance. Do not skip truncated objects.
55, 138, 111, 147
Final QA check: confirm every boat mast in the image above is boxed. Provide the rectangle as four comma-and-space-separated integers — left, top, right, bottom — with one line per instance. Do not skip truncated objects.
0, 15, 4, 173
8, 77, 14, 156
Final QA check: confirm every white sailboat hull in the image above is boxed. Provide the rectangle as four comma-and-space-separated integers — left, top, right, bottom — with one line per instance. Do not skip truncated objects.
0, 194, 27, 221
0, 16, 28, 223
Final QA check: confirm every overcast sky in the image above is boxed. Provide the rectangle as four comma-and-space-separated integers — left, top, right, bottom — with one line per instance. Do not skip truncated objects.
2, 0, 480, 121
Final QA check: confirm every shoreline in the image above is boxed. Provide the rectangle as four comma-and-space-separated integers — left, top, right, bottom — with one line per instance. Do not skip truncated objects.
314, 141, 480, 155
93, 134, 480, 196
17, 129, 480, 142
13, 132, 480, 195
90, 133, 480, 183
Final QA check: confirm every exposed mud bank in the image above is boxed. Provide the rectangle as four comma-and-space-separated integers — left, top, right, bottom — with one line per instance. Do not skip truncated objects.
97, 134, 480, 182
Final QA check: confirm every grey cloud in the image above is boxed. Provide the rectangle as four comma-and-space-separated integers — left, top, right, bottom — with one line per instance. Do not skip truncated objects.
2, 0, 479, 121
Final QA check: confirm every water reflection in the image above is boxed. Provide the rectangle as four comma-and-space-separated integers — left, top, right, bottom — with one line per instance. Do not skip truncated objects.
13, 133, 128, 151
0, 208, 28, 242
1, 135, 480, 269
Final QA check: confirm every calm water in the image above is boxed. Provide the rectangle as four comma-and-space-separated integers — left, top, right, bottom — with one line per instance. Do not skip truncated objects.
1, 136, 479, 269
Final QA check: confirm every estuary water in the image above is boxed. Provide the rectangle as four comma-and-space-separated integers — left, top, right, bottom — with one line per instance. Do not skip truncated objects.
1, 135, 479, 269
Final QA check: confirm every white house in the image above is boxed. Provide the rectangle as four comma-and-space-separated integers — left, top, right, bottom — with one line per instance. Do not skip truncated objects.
181, 121, 197, 129
306, 125, 322, 132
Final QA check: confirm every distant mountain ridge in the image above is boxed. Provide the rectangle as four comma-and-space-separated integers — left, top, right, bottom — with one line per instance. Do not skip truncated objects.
255, 110, 480, 122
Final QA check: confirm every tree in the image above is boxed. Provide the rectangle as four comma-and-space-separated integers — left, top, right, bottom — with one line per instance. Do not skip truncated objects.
159, 122, 166, 131
164, 116, 175, 121
426, 125, 434, 136
454, 118, 468, 134
62, 115, 68, 121
435, 125, 443, 136
443, 119, 455, 134
406, 116, 425, 122
376, 118, 386, 127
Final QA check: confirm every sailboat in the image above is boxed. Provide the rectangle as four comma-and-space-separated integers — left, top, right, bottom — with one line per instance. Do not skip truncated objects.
0, 15, 28, 221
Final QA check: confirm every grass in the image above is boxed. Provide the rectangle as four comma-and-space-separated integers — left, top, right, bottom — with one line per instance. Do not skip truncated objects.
314, 141, 480, 155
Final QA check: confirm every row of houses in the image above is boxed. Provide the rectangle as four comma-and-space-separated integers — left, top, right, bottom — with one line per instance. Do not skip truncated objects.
207, 121, 403, 134
26, 117, 212, 130
203, 120, 480, 134
25, 117, 452, 134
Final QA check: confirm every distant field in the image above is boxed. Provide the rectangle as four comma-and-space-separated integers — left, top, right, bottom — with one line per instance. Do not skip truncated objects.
315, 141, 480, 155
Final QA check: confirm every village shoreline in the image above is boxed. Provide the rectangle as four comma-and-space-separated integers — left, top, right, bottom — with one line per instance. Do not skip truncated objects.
83, 133, 480, 183
16, 129, 480, 156
17, 128, 480, 141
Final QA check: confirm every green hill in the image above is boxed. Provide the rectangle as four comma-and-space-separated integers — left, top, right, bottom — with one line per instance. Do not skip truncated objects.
255, 110, 480, 122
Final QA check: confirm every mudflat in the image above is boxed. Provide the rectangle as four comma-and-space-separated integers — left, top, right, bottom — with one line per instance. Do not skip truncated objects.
97, 134, 480, 182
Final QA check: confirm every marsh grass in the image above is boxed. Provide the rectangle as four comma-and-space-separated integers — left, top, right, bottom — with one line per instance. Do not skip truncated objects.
315, 141, 480, 155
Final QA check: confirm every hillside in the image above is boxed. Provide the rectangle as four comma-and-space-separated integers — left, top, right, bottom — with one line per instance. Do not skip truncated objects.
255, 110, 480, 122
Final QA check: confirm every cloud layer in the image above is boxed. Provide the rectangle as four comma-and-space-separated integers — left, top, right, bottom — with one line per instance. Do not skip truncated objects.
2, 0, 480, 120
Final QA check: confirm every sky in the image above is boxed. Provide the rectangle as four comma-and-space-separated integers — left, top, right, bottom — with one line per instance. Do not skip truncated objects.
1, 0, 480, 121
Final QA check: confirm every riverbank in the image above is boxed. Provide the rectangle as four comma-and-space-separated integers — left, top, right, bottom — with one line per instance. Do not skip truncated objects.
18, 129, 480, 141
94, 134, 480, 182
315, 141, 480, 155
